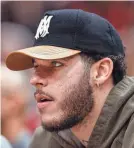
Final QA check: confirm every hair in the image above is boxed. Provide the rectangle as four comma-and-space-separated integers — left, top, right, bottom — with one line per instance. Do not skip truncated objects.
80, 53, 127, 85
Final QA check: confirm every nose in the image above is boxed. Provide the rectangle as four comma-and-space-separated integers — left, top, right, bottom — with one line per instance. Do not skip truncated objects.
30, 73, 48, 87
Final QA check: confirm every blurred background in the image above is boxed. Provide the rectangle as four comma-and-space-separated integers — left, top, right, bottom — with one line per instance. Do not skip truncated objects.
1, 1, 134, 148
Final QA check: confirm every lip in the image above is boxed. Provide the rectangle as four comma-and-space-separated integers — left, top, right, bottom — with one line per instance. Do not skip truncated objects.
37, 101, 53, 109
34, 92, 53, 102
34, 92, 54, 110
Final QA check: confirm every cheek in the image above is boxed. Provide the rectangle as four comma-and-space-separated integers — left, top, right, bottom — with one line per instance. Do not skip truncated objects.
62, 64, 84, 87
52, 66, 84, 97
43, 62, 84, 101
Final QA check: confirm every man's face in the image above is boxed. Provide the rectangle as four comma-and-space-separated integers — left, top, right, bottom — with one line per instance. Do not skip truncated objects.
30, 54, 93, 131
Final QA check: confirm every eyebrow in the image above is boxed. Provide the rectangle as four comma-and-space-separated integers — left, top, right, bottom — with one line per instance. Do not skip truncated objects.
32, 57, 71, 64
59, 56, 75, 62
59, 58, 71, 62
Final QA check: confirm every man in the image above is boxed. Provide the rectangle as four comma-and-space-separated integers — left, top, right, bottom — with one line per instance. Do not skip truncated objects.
6, 9, 134, 148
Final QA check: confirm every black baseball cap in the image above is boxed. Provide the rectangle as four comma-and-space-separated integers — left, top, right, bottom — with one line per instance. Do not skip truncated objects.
6, 9, 124, 71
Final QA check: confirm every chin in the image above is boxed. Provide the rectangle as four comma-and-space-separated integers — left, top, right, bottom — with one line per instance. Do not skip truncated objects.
41, 118, 63, 132
41, 113, 84, 132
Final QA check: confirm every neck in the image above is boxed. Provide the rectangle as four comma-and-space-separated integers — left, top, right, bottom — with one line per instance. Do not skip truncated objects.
71, 84, 113, 147
71, 105, 103, 147
1, 117, 26, 143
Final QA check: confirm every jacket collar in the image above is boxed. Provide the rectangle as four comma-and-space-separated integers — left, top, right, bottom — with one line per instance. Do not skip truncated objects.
87, 76, 134, 148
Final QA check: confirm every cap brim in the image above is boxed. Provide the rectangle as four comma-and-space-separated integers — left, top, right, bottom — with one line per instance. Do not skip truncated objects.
6, 45, 81, 71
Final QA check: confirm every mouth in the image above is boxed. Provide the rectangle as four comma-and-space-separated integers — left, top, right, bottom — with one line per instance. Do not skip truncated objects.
40, 98, 53, 102
34, 92, 54, 109
38, 96, 53, 103
35, 92, 53, 102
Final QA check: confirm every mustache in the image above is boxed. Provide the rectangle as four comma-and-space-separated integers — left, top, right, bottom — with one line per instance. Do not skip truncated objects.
34, 89, 54, 100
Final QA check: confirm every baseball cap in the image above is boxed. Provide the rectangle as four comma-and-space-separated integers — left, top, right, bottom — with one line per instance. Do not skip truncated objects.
6, 9, 124, 71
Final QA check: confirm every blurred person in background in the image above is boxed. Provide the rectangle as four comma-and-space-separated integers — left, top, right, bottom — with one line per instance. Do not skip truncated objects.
1, 21, 41, 133
1, 22, 39, 132
1, 65, 32, 148
6, 9, 134, 148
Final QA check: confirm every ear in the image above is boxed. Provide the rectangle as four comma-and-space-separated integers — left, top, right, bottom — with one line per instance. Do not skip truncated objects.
90, 58, 113, 86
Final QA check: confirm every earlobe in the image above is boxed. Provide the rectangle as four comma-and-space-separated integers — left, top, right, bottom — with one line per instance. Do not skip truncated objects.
92, 76, 100, 88
96, 80, 100, 88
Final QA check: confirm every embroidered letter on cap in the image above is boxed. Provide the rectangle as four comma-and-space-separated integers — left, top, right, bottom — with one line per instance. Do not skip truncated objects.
35, 15, 53, 39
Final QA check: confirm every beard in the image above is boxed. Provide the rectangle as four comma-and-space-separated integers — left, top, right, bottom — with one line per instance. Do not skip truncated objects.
41, 71, 93, 132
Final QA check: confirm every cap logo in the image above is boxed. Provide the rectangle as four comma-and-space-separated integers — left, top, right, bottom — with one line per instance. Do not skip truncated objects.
35, 15, 53, 40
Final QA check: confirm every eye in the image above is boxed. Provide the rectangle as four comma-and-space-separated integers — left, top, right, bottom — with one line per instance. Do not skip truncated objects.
51, 61, 63, 67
